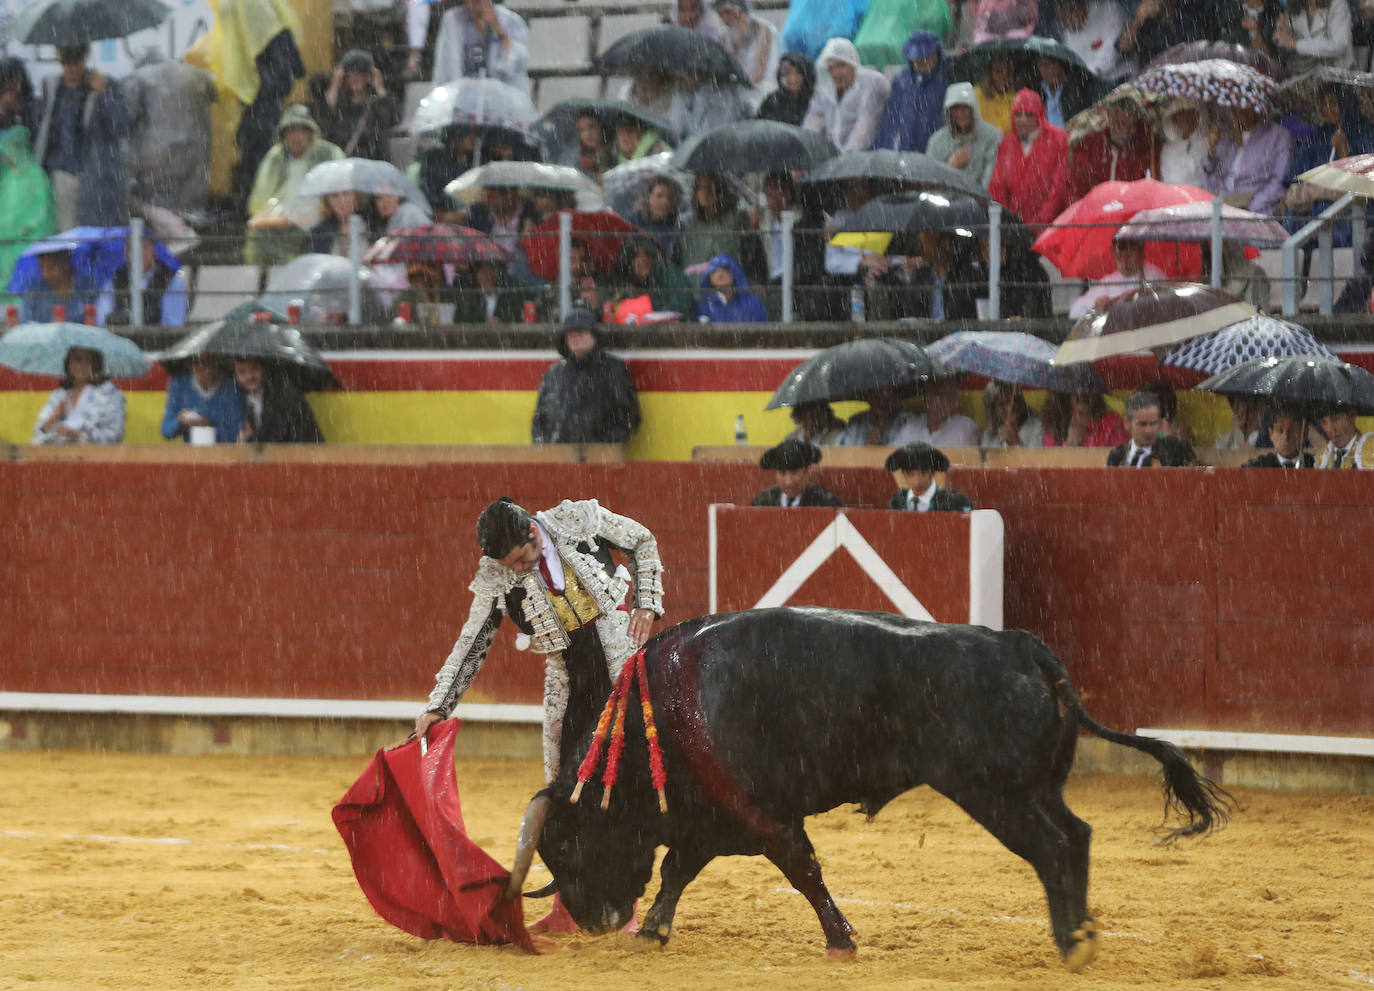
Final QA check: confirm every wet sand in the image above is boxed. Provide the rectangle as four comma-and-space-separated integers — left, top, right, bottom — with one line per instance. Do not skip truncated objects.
2, 749, 1371, 991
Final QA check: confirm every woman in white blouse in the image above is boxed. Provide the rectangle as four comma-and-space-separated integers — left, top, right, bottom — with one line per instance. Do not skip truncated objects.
1276, 0, 1355, 73
32, 346, 126, 444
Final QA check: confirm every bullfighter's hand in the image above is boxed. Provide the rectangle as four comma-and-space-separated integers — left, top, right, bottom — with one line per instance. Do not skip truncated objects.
408, 710, 443, 744
628, 607, 655, 647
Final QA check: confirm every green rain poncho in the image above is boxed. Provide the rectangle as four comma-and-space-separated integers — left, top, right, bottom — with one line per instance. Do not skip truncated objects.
854, 0, 953, 67
0, 126, 58, 306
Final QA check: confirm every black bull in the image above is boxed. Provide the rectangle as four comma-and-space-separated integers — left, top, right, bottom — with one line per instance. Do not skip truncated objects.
505, 608, 1233, 967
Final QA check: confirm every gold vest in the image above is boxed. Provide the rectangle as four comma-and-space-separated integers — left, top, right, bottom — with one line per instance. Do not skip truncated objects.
548, 558, 601, 632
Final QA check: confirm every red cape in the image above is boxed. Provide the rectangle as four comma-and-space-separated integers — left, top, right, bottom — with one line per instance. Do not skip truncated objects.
331, 719, 538, 952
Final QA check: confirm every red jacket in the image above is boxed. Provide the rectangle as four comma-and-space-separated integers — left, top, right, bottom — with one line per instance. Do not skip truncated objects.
1069, 122, 1161, 201
987, 90, 1070, 227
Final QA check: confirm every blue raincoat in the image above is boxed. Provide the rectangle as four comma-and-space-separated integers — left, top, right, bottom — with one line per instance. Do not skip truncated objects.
695, 253, 768, 323
780, 0, 870, 61
871, 31, 948, 152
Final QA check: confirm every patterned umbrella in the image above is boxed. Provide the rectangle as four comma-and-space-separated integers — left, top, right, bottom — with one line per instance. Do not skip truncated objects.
1134, 59, 1275, 114
1195, 355, 1374, 415
927, 331, 1105, 392
1055, 283, 1256, 364
1162, 316, 1336, 375
1275, 67, 1374, 126
362, 224, 512, 267
1145, 41, 1289, 81
1115, 202, 1290, 248
1066, 82, 1173, 146
1297, 153, 1374, 198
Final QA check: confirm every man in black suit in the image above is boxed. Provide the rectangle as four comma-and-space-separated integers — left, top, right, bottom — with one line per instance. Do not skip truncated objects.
1107, 390, 1197, 467
234, 357, 325, 444
886, 442, 973, 512
752, 439, 843, 507
1243, 408, 1314, 469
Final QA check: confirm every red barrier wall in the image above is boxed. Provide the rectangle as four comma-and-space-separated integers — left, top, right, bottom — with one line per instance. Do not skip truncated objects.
2, 461, 1370, 736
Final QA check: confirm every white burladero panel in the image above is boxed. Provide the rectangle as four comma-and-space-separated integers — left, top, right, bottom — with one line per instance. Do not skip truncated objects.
968, 509, 1004, 631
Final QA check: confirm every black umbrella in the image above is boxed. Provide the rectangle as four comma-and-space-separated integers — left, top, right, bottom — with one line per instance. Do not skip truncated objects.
948, 35, 1098, 92
670, 120, 837, 175
159, 307, 340, 392
766, 338, 940, 410
799, 149, 989, 208
1145, 41, 1288, 81
595, 26, 748, 84
1195, 355, 1374, 415
839, 191, 988, 236
536, 99, 673, 160
11, 0, 170, 45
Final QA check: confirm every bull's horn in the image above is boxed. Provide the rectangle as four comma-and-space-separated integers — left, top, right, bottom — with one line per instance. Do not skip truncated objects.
504, 794, 553, 900
523, 879, 558, 898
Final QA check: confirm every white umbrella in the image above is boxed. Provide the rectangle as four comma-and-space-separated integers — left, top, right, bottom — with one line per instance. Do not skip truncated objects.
444, 161, 601, 207
409, 78, 540, 145
297, 158, 430, 209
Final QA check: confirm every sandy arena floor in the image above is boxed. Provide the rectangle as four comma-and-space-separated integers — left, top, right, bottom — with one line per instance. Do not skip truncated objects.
2, 748, 1372, 991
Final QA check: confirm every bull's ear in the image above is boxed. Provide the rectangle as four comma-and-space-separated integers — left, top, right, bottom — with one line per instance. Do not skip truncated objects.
523, 880, 558, 898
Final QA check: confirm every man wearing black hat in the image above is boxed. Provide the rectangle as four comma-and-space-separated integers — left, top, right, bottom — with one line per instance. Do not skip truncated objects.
753, 439, 843, 507
886, 443, 973, 512
531, 308, 641, 445
316, 49, 398, 162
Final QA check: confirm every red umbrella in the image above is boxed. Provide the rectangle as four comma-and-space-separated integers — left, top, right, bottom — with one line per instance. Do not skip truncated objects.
521, 210, 644, 281
1033, 178, 1213, 280
363, 223, 512, 267
332, 719, 538, 952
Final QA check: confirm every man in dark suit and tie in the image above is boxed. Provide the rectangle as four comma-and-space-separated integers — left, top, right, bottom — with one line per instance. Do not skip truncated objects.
752, 439, 843, 507
234, 357, 325, 444
1243, 408, 1315, 469
886, 442, 973, 512
1107, 390, 1197, 467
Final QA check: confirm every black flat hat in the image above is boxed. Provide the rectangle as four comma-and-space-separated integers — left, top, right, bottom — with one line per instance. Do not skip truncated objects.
760, 438, 821, 471
885, 442, 949, 473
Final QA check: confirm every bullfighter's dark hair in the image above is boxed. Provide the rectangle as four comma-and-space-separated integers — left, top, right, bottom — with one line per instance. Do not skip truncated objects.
477, 497, 535, 559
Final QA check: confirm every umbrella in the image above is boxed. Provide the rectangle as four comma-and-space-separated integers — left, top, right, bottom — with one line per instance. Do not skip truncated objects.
521, 210, 644, 281
949, 35, 1098, 93
296, 158, 430, 209
670, 120, 837, 175
832, 191, 987, 254
1114, 201, 1290, 248
444, 161, 600, 207
1055, 283, 1256, 365
363, 223, 512, 267
158, 312, 340, 391
536, 98, 674, 159
332, 719, 537, 950
601, 153, 694, 220
0, 322, 150, 378
258, 254, 388, 326
799, 148, 988, 203
1066, 82, 1173, 146
595, 26, 748, 84
409, 79, 542, 157
1134, 59, 1276, 114
10, 0, 169, 45
765, 337, 940, 410
1145, 41, 1289, 81
1195, 354, 1374, 415
1297, 153, 1374, 198
1033, 178, 1213, 280
7, 226, 182, 296
927, 330, 1105, 392
1275, 67, 1374, 127
1162, 315, 1337, 375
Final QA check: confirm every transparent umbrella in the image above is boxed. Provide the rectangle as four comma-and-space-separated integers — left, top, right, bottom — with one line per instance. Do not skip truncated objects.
296, 158, 430, 208
444, 161, 601, 207
409, 78, 542, 159
258, 254, 388, 326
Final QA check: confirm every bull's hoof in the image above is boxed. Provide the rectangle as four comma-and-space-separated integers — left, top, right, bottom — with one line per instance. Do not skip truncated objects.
1063, 917, 1099, 973
635, 923, 672, 947
826, 946, 858, 961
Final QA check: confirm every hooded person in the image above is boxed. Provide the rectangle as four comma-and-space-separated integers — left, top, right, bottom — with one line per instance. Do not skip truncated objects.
1068, 97, 1159, 200
870, 31, 948, 153
988, 89, 1070, 227
854, 0, 953, 68
0, 127, 58, 307
695, 253, 769, 322
245, 104, 345, 264
885, 442, 973, 512
1158, 99, 1209, 187
123, 47, 217, 215
531, 307, 642, 445
315, 48, 399, 163
925, 81, 1002, 188
611, 234, 696, 317
752, 439, 843, 507
803, 38, 892, 153
758, 52, 817, 127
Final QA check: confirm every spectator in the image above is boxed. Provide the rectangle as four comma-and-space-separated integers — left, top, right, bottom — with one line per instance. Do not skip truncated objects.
453, 259, 530, 323
982, 380, 1046, 447
234, 356, 324, 444
375, 184, 432, 233
95, 236, 188, 328
19, 247, 99, 324
787, 400, 849, 445
926, 82, 1002, 190
978, 217, 1054, 318
1051, 0, 1132, 82
1239, 0, 1289, 58
1136, 377, 1196, 447
1315, 403, 1374, 468
780, 0, 868, 61
31, 346, 125, 445
0, 57, 36, 133
33, 44, 130, 230
803, 38, 892, 153
885, 442, 974, 511
824, 177, 878, 279
463, 185, 538, 258
681, 172, 755, 273
667, 69, 753, 141
974, 52, 1018, 134
862, 230, 979, 320
1069, 100, 1158, 199
432, 0, 530, 91
531, 308, 641, 444
758, 52, 817, 127
972, 0, 1039, 41
1106, 389, 1199, 466
1201, 106, 1293, 216
714, 0, 781, 96
245, 105, 345, 265
0, 127, 57, 308
673, 0, 731, 45
872, 31, 948, 153
1042, 388, 1130, 447
1215, 395, 1263, 450
393, 262, 452, 324
124, 47, 217, 217
752, 439, 843, 507
613, 112, 668, 166
567, 108, 615, 178
160, 354, 244, 444
987, 89, 1071, 228
695, 253, 769, 322
754, 171, 811, 288
628, 176, 685, 266
1068, 237, 1165, 318
309, 190, 376, 257
1210, 241, 1271, 311
1275, 0, 1355, 72
610, 235, 696, 315
1243, 408, 1313, 468
912, 377, 981, 445
1281, 86, 1373, 247
418, 127, 478, 218
619, 68, 675, 121
1117, 0, 1245, 66
855, 0, 953, 67
836, 385, 925, 445
316, 50, 398, 163
1034, 51, 1097, 131
1159, 100, 1208, 187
